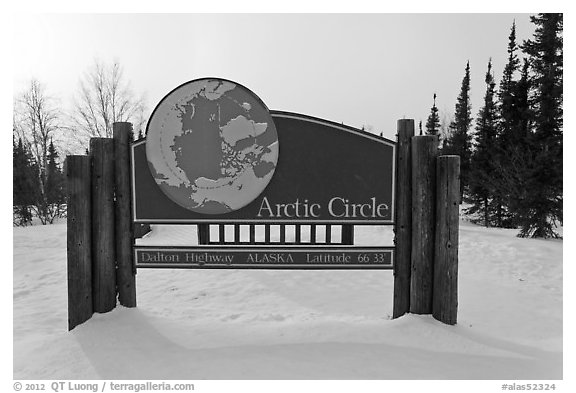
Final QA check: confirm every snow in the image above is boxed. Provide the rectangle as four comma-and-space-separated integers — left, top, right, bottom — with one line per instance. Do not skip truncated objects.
11, 219, 567, 389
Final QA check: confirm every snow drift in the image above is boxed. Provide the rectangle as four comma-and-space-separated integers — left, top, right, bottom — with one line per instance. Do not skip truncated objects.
13, 220, 562, 380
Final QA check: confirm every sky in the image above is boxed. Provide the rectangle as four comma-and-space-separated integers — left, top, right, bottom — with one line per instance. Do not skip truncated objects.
11, 12, 537, 141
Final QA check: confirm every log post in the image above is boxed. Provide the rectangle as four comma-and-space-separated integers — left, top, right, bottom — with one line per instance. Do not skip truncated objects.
90, 138, 117, 313
393, 119, 414, 318
433, 155, 460, 325
410, 135, 438, 314
66, 155, 93, 330
114, 122, 137, 307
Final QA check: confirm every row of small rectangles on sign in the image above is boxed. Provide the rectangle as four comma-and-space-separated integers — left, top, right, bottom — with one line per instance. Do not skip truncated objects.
199, 224, 354, 245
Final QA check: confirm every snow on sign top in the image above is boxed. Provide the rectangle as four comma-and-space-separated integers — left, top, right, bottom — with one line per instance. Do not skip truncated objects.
146, 78, 279, 215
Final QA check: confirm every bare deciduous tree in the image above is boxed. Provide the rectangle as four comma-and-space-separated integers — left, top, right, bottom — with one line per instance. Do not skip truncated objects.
15, 79, 61, 197
14, 79, 65, 224
71, 59, 147, 144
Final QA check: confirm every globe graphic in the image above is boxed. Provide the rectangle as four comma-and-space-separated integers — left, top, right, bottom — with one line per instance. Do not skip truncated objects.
146, 78, 279, 214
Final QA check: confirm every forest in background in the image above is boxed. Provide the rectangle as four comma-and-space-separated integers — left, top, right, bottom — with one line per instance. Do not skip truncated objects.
13, 14, 563, 238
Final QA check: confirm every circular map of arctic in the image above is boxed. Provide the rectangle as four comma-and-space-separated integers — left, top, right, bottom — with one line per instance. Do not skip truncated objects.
146, 78, 279, 214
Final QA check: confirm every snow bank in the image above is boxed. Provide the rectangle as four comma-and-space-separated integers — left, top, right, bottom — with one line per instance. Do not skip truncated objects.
12, 220, 563, 381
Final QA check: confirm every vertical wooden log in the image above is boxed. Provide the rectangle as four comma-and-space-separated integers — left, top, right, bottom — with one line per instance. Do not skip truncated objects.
410, 135, 438, 314
114, 122, 137, 307
67, 155, 93, 330
433, 155, 460, 325
393, 119, 414, 318
91, 138, 117, 314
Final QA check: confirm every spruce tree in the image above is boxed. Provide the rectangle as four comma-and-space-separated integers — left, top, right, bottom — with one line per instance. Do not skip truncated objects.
13, 138, 37, 226
494, 57, 533, 229
469, 60, 499, 227
35, 139, 66, 224
445, 61, 473, 200
518, 13, 563, 238
13, 138, 25, 206
491, 21, 524, 228
498, 21, 523, 146
46, 139, 65, 206
425, 94, 441, 136
13, 138, 28, 225
515, 59, 533, 141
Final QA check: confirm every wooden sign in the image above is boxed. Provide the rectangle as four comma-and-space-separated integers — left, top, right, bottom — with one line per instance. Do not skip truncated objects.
131, 78, 396, 271
133, 79, 395, 224
67, 77, 461, 329
134, 246, 394, 269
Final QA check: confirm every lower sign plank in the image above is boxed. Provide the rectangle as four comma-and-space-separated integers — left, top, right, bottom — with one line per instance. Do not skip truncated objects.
134, 247, 394, 269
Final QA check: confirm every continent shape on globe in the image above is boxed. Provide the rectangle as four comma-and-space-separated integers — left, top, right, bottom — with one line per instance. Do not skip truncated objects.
146, 79, 279, 214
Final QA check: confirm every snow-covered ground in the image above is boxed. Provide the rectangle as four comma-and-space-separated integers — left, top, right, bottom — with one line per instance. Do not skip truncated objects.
12, 220, 565, 385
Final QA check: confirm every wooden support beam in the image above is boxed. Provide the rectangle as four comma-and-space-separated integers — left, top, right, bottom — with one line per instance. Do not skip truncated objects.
393, 119, 414, 318
113, 122, 136, 308
66, 155, 93, 330
433, 155, 460, 325
410, 134, 438, 314
90, 138, 117, 314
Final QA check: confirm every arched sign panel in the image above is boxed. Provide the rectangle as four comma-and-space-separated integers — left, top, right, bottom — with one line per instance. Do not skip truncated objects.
132, 111, 395, 224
